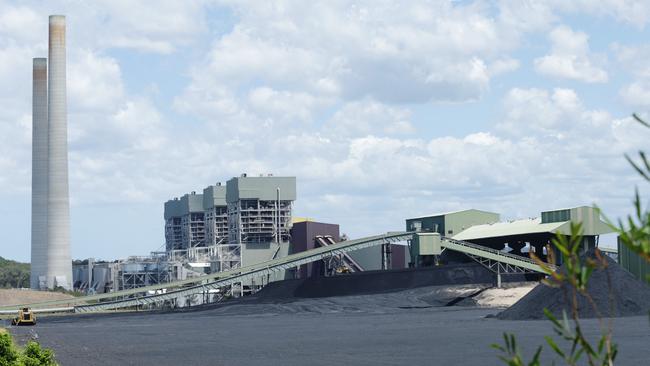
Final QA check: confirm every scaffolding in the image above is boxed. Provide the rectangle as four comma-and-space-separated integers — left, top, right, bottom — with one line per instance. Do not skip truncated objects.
182, 211, 206, 248
229, 199, 292, 244
117, 257, 173, 291
215, 243, 242, 272
205, 206, 228, 245
165, 217, 182, 251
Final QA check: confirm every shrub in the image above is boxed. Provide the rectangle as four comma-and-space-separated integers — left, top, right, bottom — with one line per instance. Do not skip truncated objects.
0, 332, 57, 366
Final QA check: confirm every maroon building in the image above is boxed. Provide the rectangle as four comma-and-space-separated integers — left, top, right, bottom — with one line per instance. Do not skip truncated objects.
290, 220, 407, 278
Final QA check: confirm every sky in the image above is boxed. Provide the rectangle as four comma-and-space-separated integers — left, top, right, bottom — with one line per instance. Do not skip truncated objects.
1, 0, 649, 262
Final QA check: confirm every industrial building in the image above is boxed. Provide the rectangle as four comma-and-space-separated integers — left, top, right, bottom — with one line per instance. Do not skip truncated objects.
76, 175, 298, 296
203, 183, 228, 246
407, 206, 613, 268
164, 192, 206, 251
226, 175, 295, 244
290, 219, 407, 278
30, 15, 73, 290
73, 174, 413, 299
72, 170, 622, 309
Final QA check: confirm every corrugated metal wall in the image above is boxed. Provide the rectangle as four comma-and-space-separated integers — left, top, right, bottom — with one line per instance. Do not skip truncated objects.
618, 237, 650, 281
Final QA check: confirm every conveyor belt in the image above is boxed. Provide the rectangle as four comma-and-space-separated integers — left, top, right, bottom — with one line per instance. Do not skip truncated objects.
441, 236, 556, 274
2, 232, 556, 313
1, 232, 411, 312
315, 235, 364, 272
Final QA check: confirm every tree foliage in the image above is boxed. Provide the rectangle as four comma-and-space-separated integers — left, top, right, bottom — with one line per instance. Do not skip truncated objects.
0, 258, 30, 289
0, 332, 57, 366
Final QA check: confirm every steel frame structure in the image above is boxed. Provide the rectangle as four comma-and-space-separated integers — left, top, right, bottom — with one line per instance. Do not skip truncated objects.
440, 237, 557, 287
7, 232, 558, 313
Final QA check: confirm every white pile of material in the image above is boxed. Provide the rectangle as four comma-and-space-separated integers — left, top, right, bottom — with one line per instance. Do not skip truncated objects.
473, 283, 537, 308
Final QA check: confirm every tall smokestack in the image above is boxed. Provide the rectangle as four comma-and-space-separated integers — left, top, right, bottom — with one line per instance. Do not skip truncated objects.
46, 15, 72, 290
31, 58, 48, 289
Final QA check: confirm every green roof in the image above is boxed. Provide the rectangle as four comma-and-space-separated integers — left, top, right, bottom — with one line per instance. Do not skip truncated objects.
406, 209, 499, 220
453, 218, 569, 241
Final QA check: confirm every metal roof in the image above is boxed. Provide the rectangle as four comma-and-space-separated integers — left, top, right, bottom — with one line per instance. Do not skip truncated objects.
452, 218, 569, 241
406, 208, 500, 220
226, 176, 296, 202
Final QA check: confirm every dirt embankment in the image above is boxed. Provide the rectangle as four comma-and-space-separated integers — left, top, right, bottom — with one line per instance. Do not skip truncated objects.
0, 289, 74, 307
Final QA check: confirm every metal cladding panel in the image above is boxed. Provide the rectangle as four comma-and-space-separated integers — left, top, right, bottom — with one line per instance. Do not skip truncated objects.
391, 245, 408, 269
163, 199, 182, 219
290, 221, 340, 253
180, 193, 204, 215
202, 185, 226, 209
618, 237, 650, 281
241, 242, 290, 283
226, 176, 296, 202
412, 232, 442, 256
405, 216, 444, 234
443, 210, 500, 237
569, 206, 613, 235
31, 58, 48, 289
46, 15, 72, 290
290, 221, 340, 277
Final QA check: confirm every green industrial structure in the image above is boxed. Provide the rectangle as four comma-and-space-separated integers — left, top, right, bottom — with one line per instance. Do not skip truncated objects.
618, 239, 650, 281
407, 206, 613, 268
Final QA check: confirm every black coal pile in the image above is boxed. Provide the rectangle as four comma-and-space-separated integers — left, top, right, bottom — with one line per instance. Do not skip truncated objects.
499, 252, 650, 320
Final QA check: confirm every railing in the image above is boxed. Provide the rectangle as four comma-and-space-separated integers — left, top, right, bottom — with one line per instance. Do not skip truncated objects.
441, 236, 557, 273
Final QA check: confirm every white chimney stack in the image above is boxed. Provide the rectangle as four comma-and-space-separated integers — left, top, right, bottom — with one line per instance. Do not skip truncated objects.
30, 57, 48, 289
45, 15, 72, 290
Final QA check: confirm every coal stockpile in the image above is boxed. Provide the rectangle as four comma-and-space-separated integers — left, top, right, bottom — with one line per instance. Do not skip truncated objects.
499, 253, 650, 320
256, 263, 533, 300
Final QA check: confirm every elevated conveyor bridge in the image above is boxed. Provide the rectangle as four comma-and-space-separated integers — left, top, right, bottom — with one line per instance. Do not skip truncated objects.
1, 232, 556, 313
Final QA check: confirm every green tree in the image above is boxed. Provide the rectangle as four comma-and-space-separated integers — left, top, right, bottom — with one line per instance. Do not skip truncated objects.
0, 332, 57, 366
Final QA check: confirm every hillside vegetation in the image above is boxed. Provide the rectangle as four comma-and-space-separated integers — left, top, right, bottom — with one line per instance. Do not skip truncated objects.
0, 257, 30, 288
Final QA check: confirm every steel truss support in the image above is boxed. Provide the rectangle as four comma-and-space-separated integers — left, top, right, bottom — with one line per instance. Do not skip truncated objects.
74, 233, 411, 312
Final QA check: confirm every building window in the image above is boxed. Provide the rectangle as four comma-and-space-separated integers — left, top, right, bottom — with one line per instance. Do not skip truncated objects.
411, 221, 422, 231
541, 209, 571, 223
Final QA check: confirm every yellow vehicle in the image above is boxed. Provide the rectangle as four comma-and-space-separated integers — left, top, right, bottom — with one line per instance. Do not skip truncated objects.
11, 308, 36, 326
335, 266, 351, 274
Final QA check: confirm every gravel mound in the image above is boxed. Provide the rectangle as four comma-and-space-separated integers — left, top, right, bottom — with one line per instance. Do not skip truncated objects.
499, 252, 650, 320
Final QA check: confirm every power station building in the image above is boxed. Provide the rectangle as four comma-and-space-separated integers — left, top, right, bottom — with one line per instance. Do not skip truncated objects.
30, 15, 73, 290
203, 183, 228, 246
164, 175, 296, 250
164, 193, 206, 251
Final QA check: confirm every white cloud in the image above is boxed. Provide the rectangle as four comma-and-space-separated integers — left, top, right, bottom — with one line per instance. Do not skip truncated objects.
2, 1, 650, 261
68, 50, 124, 112
327, 100, 414, 138
179, 1, 523, 108
620, 81, 650, 107
612, 43, 650, 108
247, 87, 324, 123
612, 43, 650, 78
501, 1, 650, 30
534, 25, 608, 83
0, 4, 43, 44
557, 0, 650, 29
488, 57, 520, 77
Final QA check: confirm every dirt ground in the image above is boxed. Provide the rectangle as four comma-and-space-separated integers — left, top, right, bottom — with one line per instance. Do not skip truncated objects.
0, 289, 74, 307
